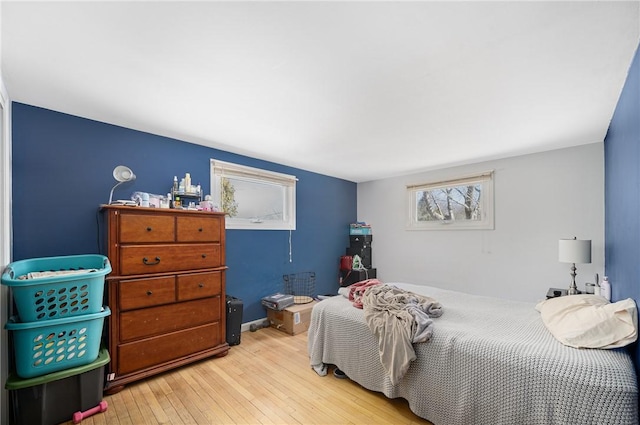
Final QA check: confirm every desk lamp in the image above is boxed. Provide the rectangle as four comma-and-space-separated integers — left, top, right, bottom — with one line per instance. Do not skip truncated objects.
108, 165, 136, 204
558, 237, 591, 295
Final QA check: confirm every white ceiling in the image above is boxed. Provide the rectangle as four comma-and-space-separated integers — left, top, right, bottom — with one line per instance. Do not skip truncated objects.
2, 1, 639, 182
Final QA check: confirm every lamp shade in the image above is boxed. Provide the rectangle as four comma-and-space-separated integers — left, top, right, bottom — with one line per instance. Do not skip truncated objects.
558, 238, 592, 264
113, 165, 136, 182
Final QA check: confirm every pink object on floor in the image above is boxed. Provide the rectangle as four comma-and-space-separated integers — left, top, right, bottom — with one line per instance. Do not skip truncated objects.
72, 400, 108, 424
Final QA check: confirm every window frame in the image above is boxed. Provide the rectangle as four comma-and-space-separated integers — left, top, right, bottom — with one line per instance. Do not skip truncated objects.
406, 171, 494, 230
210, 159, 297, 230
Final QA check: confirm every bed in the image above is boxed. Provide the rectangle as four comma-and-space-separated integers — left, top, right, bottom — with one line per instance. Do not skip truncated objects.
307, 282, 638, 425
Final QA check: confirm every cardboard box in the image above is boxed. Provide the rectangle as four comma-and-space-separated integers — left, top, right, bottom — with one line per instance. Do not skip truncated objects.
267, 301, 317, 335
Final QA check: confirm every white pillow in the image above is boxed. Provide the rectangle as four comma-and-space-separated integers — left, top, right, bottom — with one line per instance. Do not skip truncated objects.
535, 295, 638, 349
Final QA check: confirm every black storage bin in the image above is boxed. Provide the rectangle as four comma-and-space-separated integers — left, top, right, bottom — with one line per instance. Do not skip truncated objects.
6, 348, 109, 425
340, 268, 376, 287
226, 295, 243, 346
346, 246, 372, 269
349, 234, 372, 246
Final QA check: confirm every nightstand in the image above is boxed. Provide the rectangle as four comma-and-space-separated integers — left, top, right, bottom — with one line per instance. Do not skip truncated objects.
546, 287, 581, 299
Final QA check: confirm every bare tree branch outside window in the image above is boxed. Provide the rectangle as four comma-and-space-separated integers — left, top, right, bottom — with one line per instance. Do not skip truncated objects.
407, 171, 494, 230
417, 184, 482, 222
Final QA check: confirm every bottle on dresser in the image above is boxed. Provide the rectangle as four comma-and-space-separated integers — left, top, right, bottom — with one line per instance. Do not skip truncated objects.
185, 173, 192, 193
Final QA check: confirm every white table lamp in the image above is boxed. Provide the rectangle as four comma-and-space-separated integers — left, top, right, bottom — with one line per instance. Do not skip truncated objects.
559, 237, 592, 295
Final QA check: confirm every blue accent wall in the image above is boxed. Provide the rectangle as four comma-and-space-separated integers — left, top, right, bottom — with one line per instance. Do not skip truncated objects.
11, 102, 356, 322
604, 42, 640, 367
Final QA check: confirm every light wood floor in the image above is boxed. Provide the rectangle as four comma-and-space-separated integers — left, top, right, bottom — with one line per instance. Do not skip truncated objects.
60, 327, 433, 425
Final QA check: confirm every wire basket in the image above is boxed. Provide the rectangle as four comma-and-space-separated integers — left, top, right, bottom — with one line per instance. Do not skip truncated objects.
283, 272, 315, 304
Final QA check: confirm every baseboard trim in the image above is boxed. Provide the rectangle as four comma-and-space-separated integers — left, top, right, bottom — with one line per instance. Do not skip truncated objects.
241, 317, 269, 333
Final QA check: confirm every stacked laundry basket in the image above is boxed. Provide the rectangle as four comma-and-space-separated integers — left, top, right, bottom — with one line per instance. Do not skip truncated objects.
2, 254, 111, 425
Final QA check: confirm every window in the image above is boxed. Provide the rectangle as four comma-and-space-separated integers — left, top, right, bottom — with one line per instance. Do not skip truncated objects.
210, 159, 297, 230
406, 171, 494, 230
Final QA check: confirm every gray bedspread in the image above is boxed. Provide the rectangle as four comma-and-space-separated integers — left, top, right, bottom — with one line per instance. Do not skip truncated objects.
308, 283, 638, 425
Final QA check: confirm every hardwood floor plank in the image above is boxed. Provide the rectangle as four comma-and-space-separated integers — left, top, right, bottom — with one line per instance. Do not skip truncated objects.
139, 380, 174, 424
55, 327, 432, 425
119, 388, 146, 425
202, 362, 282, 423
189, 364, 258, 424
163, 375, 207, 424
172, 369, 234, 424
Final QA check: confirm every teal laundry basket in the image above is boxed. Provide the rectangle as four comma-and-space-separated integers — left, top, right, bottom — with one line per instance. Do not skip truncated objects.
1, 254, 111, 322
5, 307, 110, 378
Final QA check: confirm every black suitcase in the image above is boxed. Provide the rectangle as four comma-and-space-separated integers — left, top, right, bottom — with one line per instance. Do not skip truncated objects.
226, 295, 243, 346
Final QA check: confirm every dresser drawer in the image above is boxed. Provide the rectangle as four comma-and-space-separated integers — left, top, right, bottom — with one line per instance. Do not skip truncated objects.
119, 244, 222, 275
119, 276, 176, 311
177, 271, 222, 301
117, 323, 221, 375
119, 214, 175, 243
177, 216, 222, 243
119, 297, 220, 342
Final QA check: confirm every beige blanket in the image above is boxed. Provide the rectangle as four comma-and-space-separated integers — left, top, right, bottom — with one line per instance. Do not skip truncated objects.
362, 284, 443, 384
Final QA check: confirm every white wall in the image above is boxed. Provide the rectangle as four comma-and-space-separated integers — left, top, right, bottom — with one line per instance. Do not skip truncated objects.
0, 1, 11, 421
0, 93, 8, 425
357, 143, 604, 303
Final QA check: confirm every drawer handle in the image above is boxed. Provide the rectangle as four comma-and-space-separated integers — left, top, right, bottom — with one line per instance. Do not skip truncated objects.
198, 283, 204, 288
146, 227, 152, 232
198, 227, 203, 232
143, 256, 161, 265
201, 254, 207, 258
146, 290, 153, 296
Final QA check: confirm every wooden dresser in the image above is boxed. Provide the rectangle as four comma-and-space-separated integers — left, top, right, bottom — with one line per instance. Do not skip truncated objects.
101, 205, 229, 394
